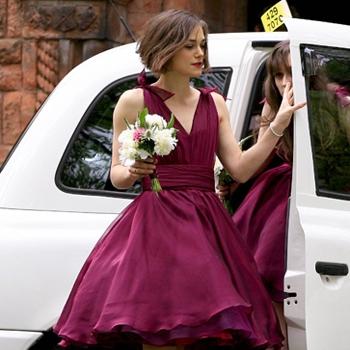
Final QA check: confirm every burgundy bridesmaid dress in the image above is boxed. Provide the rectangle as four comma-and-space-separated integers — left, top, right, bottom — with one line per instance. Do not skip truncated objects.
54, 79, 283, 349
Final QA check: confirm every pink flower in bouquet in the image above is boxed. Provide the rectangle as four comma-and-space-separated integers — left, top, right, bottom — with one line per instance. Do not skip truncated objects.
133, 128, 145, 141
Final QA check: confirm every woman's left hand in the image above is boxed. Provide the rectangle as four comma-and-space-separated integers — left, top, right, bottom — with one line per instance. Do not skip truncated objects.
128, 158, 156, 179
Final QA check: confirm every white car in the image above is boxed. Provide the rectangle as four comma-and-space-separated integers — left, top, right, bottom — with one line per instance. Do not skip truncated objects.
1, 18, 350, 350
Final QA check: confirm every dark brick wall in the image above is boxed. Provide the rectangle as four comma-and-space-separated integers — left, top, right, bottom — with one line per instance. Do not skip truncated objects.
0, 0, 246, 162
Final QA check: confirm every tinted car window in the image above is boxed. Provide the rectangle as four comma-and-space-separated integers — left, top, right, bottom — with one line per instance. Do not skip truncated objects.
302, 44, 350, 200
57, 68, 232, 197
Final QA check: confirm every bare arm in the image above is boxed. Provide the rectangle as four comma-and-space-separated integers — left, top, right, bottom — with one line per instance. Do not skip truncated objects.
110, 88, 156, 189
216, 101, 276, 199
257, 101, 274, 141
215, 82, 305, 183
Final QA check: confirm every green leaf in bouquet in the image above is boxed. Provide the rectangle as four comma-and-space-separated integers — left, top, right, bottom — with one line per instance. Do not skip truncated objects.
138, 107, 149, 128
223, 198, 234, 215
218, 169, 234, 186
167, 113, 175, 128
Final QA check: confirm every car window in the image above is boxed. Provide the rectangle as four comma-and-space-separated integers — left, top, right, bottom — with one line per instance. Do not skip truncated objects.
240, 61, 266, 148
57, 68, 232, 197
302, 44, 350, 200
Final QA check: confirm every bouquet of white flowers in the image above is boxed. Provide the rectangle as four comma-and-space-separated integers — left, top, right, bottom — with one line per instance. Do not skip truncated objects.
214, 134, 254, 214
214, 157, 235, 214
118, 107, 178, 192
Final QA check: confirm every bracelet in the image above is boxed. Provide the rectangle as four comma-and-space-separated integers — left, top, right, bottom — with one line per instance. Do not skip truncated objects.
269, 124, 284, 137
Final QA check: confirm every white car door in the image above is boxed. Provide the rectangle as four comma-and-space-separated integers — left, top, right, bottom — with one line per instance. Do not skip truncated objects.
285, 18, 350, 350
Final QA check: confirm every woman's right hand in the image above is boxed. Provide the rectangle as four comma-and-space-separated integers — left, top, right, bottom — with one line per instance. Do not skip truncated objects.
217, 184, 230, 201
216, 182, 241, 201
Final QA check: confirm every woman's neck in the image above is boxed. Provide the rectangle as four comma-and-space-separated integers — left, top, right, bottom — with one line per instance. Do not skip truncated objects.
154, 72, 193, 99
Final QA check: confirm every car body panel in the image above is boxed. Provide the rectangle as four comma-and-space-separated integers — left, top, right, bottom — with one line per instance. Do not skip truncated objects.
0, 331, 41, 350
286, 18, 350, 350
0, 208, 115, 329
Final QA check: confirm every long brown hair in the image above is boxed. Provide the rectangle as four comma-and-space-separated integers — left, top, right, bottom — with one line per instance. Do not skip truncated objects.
136, 9, 209, 75
262, 40, 293, 163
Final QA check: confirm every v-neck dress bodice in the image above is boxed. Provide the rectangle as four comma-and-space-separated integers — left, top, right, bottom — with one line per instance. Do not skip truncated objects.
141, 84, 219, 192
53, 80, 284, 350
145, 85, 215, 159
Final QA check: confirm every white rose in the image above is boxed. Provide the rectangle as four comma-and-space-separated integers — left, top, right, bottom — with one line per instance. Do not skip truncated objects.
137, 149, 152, 160
214, 156, 224, 176
143, 128, 156, 140
118, 129, 134, 143
153, 129, 178, 156
119, 145, 138, 166
145, 114, 167, 129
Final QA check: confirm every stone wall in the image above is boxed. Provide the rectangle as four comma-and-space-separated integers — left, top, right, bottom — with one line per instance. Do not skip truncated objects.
0, 0, 246, 163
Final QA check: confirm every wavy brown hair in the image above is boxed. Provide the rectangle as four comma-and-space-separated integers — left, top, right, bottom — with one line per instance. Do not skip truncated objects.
136, 9, 209, 75
262, 40, 293, 163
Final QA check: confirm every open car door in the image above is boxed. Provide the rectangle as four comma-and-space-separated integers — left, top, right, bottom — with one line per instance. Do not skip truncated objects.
285, 18, 350, 350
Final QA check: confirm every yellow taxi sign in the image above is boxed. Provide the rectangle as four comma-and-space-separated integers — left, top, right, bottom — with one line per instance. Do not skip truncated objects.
261, 0, 292, 32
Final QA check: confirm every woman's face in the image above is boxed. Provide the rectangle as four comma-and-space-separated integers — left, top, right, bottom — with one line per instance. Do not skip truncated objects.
274, 54, 292, 96
167, 25, 206, 78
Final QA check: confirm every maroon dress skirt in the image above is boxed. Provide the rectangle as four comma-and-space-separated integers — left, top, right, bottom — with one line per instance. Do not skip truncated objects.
232, 158, 292, 302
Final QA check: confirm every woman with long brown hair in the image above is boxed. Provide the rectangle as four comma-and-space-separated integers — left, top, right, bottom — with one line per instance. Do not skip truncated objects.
232, 41, 295, 349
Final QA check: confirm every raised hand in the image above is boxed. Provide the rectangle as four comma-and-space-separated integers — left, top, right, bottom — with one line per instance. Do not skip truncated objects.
273, 82, 306, 132
273, 82, 306, 131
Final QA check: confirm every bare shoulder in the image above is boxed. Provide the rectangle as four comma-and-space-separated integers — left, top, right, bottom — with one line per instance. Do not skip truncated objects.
209, 91, 227, 116
113, 88, 144, 123
118, 88, 144, 110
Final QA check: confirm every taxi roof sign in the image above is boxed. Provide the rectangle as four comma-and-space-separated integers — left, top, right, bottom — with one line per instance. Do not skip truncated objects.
261, 0, 292, 32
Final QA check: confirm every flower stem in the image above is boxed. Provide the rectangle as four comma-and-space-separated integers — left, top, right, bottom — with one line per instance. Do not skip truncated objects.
150, 173, 162, 192
223, 198, 234, 215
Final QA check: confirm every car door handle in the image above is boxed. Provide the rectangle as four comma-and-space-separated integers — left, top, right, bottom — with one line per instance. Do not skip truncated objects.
315, 261, 349, 276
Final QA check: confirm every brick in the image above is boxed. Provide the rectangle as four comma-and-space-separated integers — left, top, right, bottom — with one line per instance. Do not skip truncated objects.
191, 0, 205, 15
58, 40, 77, 81
36, 89, 48, 110
0, 145, 12, 164
106, 2, 130, 43
163, 0, 192, 11
0, 65, 22, 90
3, 91, 22, 144
82, 39, 109, 60
223, 0, 247, 32
7, 0, 22, 37
128, 12, 154, 37
23, 1, 106, 39
0, 39, 22, 64
22, 40, 37, 89
0, 0, 6, 37
21, 91, 37, 128
36, 40, 59, 91
106, 0, 137, 43
128, 0, 161, 13
127, 0, 162, 37
115, 0, 133, 5
0, 92, 3, 143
